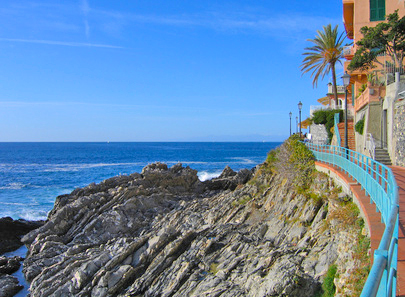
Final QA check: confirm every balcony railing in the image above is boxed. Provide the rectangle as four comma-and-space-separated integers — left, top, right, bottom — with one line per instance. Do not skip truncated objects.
355, 85, 386, 112
305, 143, 399, 297
343, 45, 354, 59
327, 84, 346, 94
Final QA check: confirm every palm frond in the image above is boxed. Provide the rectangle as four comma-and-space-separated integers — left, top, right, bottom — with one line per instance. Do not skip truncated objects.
301, 24, 345, 89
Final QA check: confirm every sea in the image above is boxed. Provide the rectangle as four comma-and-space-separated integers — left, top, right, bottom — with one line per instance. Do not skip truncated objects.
0, 142, 281, 221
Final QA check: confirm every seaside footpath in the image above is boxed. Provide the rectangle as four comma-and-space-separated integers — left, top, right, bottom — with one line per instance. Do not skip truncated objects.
4, 137, 369, 296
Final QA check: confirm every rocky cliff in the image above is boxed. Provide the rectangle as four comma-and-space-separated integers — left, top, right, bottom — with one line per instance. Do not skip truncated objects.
21, 139, 369, 296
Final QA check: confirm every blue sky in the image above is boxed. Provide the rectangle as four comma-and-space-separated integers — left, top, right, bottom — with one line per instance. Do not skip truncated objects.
0, 0, 345, 141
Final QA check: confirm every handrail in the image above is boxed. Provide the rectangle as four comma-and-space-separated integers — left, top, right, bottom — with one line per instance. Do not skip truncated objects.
366, 133, 376, 160
305, 143, 399, 297
334, 113, 341, 147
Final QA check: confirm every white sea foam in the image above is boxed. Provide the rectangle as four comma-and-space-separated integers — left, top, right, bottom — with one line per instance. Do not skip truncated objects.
229, 157, 256, 164
0, 202, 26, 206
18, 209, 48, 221
198, 171, 222, 182
0, 182, 28, 190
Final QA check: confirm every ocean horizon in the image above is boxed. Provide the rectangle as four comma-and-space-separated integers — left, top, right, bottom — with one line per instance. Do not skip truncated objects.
0, 141, 281, 221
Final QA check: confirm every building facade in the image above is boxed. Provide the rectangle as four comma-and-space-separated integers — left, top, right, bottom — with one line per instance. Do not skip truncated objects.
342, 0, 405, 164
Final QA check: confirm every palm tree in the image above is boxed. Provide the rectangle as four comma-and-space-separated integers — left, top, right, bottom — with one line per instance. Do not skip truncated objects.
301, 24, 345, 105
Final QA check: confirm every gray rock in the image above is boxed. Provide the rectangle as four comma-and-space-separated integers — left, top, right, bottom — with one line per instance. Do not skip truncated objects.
0, 274, 23, 297
20, 161, 366, 297
0, 217, 43, 254
0, 256, 22, 274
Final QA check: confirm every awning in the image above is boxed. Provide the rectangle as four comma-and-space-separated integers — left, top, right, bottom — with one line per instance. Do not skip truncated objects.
300, 118, 311, 129
317, 96, 329, 106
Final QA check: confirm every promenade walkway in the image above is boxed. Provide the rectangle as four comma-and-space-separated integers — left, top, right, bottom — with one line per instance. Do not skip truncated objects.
389, 166, 405, 297
315, 161, 405, 296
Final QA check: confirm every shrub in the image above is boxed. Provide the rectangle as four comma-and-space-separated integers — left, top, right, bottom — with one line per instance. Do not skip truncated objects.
311, 109, 344, 142
355, 118, 365, 135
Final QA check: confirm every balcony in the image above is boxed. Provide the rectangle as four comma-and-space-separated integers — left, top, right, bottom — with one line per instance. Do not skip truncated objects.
327, 84, 346, 94
355, 84, 386, 112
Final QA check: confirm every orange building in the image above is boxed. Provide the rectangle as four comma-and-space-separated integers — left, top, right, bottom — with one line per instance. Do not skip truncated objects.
343, 0, 405, 98
342, 0, 405, 161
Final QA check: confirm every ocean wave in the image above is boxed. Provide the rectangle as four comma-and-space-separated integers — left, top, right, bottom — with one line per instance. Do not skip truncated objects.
19, 210, 48, 221
0, 182, 29, 190
0, 162, 147, 173
0, 209, 48, 221
197, 171, 222, 182
0, 202, 27, 206
0, 159, 259, 174
229, 157, 256, 164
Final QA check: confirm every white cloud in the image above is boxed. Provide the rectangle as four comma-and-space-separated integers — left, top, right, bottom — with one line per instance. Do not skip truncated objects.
0, 38, 123, 48
80, 0, 90, 39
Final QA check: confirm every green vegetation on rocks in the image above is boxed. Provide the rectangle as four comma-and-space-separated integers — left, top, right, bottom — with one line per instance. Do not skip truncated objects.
262, 134, 315, 191
322, 264, 337, 297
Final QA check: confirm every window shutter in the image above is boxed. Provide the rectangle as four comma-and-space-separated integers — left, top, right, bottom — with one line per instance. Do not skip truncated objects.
370, 0, 385, 21
370, 0, 376, 21
377, 0, 385, 20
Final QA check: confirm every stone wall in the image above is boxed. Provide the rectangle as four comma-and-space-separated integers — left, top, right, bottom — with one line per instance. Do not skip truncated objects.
393, 100, 405, 166
309, 124, 328, 144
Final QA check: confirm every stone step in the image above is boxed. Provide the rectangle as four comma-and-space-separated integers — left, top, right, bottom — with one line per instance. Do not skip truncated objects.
337, 121, 355, 150
373, 148, 392, 165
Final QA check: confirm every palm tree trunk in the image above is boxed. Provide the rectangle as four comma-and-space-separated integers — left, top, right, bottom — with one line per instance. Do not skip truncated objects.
331, 63, 339, 106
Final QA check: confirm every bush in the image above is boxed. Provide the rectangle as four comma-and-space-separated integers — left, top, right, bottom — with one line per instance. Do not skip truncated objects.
311, 109, 344, 142
355, 118, 365, 135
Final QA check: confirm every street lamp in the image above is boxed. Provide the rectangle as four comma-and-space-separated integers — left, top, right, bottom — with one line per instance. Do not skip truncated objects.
289, 112, 292, 136
298, 101, 303, 137
342, 71, 351, 150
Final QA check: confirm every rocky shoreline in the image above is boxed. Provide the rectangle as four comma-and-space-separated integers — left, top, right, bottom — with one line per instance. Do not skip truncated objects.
0, 217, 44, 297
1, 139, 369, 296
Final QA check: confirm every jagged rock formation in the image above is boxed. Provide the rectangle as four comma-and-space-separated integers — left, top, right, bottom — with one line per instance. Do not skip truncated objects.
0, 217, 44, 297
0, 256, 24, 297
0, 217, 44, 254
21, 146, 367, 296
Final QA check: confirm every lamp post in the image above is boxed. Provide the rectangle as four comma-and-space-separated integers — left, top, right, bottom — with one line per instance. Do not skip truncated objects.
296, 116, 298, 134
289, 112, 292, 136
342, 72, 351, 150
298, 101, 303, 137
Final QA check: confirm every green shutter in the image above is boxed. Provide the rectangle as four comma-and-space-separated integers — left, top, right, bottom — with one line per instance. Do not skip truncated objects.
377, 0, 385, 20
370, 0, 385, 21
370, 0, 377, 21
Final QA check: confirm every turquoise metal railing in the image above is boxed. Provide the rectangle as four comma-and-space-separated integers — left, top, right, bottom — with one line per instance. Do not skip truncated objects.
305, 143, 399, 297
334, 113, 341, 146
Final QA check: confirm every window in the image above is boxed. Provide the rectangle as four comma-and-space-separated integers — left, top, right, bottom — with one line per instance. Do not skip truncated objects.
370, 0, 385, 21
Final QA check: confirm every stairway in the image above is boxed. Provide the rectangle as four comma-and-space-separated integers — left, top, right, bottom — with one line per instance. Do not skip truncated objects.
374, 148, 392, 165
337, 121, 355, 151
